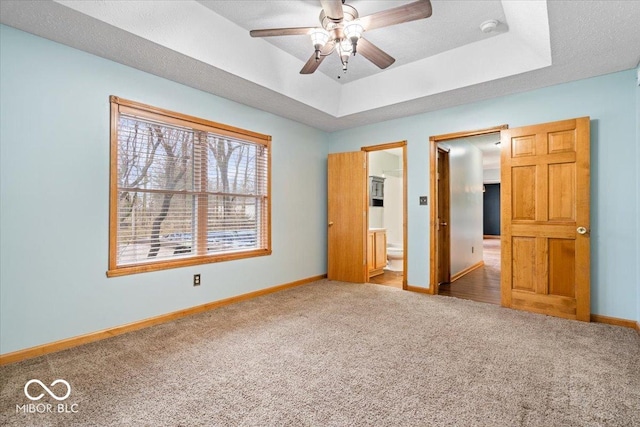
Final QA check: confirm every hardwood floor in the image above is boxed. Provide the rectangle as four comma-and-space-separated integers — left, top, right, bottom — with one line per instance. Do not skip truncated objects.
369, 270, 403, 289
438, 239, 501, 305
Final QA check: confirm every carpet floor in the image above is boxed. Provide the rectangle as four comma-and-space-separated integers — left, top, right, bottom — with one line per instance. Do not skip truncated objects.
1, 280, 639, 426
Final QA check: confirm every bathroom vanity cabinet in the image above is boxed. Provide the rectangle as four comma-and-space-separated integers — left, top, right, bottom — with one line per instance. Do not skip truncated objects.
368, 229, 387, 278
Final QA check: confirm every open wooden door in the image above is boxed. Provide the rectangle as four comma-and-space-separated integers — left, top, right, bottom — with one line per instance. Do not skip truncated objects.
436, 147, 451, 286
501, 117, 590, 321
328, 152, 368, 283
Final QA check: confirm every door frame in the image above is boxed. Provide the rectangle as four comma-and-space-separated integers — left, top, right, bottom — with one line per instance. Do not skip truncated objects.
362, 141, 408, 289
429, 125, 508, 294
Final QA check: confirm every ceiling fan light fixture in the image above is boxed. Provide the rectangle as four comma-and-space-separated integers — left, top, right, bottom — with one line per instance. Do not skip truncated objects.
250, 0, 434, 75
338, 39, 352, 72
343, 20, 364, 54
340, 39, 353, 53
310, 28, 330, 60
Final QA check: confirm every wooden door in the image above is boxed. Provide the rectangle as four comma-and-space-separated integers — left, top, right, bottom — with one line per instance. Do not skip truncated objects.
328, 152, 368, 283
436, 147, 451, 285
501, 117, 590, 321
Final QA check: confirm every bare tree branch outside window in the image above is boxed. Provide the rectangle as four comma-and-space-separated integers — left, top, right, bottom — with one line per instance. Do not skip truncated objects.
111, 103, 269, 273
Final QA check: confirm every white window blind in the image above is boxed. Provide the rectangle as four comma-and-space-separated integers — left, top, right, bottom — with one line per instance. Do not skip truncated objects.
108, 97, 271, 276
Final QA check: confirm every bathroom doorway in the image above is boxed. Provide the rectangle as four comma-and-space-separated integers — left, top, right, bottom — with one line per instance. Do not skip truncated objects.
362, 141, 407, 290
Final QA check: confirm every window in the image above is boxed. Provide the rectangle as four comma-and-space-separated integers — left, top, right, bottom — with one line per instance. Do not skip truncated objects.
108, 96, 271, 277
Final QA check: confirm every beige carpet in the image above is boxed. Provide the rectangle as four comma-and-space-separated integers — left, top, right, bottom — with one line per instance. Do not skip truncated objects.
1, 280, 639, 426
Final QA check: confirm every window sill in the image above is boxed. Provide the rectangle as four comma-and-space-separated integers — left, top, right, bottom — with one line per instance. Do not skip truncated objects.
106, 249, 272, 277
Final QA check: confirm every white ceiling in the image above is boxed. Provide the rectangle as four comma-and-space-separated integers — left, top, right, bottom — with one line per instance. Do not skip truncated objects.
199, 0, 507, 83
1, 1, 639, 132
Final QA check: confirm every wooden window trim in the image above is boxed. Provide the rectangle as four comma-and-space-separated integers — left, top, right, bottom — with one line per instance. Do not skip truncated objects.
107, 96, 272, 277
111, 96, 270, 144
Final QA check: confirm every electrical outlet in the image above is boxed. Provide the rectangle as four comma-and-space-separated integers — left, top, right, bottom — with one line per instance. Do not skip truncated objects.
193, 274, 201, 286
419, 196, 428, 205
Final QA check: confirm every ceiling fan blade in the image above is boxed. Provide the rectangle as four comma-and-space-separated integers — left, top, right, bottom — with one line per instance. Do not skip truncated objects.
250, 27, 315, 38
320, 0, 344, 21
357, 38, 395, 69
359, 0, 432, 31
300, 53, 326, 75
300, 41, 335, 74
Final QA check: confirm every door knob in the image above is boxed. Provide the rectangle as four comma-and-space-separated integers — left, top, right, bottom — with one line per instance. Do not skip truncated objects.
439, 222, 447, 226
577, 226, 588, 235
328, 221, 334, 226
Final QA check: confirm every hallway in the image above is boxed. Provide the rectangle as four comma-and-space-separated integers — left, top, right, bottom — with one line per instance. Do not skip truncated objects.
438, 239, 501, 305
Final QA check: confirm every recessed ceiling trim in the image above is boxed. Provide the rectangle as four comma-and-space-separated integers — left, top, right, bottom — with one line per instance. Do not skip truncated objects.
2, 0, 639, 133
340, 0, 550, 116
55, 0, 343, 116
501, 0, 551, 63
339, 31, 551, 116
54, 0, 550, 119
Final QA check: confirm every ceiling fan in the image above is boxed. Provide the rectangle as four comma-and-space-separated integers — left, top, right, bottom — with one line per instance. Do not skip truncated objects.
249, 0, 433, 75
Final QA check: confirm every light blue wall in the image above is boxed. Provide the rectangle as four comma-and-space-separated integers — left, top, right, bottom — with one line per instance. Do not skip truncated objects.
329, 69, 639, 321
0, 25, 329, 354
2, 25, 639, 357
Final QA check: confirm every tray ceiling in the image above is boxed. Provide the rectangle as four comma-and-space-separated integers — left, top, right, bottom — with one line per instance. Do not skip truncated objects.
199, 0, 508, 83
1, 1, 639, 132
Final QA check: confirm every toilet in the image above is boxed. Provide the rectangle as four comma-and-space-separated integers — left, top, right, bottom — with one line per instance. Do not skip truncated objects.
386, 244, 403, 271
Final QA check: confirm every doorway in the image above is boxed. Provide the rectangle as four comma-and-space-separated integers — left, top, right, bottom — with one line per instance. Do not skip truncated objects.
429, 125, 508, 303
429, 118, 591, 322
438, 238, 502, 304
363, 142, 408, 290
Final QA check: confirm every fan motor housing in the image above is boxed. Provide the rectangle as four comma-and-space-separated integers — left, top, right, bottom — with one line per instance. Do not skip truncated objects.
320, 4, 358, 29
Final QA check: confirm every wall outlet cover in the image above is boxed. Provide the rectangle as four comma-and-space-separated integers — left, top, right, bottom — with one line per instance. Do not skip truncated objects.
419, 196, 428, 205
